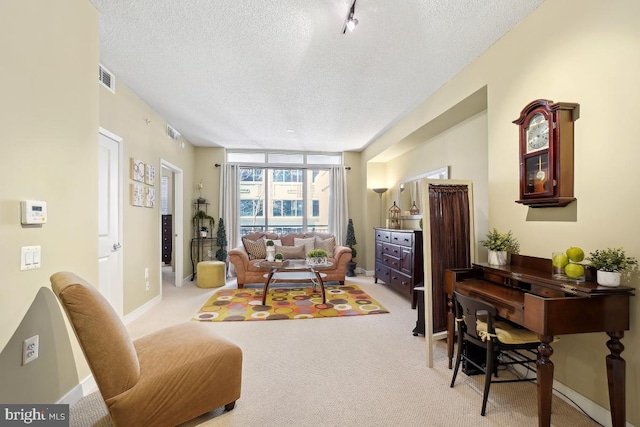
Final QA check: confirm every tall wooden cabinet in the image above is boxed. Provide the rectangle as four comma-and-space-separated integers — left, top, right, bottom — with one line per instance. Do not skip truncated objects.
374, 228, 423, 308
161, 214, 172, 265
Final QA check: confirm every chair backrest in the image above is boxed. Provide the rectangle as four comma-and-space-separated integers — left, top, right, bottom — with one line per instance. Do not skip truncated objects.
50, 272, 140, 400
453, 291, 498, 343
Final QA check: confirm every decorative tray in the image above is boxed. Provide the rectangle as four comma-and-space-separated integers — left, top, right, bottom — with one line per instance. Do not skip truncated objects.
259, 260, 290, 268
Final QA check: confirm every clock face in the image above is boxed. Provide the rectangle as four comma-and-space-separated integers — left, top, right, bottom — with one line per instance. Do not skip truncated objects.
526, 113, 549, 153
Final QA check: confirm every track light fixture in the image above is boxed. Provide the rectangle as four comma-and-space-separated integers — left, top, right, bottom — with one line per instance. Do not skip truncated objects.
342, 0, 358, 34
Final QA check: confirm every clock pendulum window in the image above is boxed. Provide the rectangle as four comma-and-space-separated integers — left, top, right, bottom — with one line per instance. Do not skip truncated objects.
513, 99, 579, 208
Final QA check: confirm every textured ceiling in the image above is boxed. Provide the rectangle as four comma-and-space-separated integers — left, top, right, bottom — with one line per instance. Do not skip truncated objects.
90, 0, 543, 153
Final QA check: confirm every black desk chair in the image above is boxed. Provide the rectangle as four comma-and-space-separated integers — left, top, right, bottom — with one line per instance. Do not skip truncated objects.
450, 291, 540, 416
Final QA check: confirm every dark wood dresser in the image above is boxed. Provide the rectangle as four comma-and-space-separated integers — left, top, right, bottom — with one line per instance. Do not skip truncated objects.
374, 228, 423, 308
161, 214, 172, 265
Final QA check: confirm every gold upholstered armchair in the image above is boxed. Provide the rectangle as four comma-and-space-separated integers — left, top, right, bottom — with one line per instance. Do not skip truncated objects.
50, 272, 242, 427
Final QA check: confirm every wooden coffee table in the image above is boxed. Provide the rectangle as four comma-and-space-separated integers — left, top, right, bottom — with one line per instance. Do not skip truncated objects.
255, 260, 333, 305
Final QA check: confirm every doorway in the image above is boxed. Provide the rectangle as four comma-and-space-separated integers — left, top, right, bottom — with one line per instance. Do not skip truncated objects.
160, 159, 184, 287
98, 128, 123, 315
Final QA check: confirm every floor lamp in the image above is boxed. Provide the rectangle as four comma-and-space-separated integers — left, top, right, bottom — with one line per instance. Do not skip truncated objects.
373, 188, 388, 227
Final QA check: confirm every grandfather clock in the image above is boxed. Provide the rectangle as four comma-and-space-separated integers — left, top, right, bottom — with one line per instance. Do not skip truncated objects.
513, 99, 579, 207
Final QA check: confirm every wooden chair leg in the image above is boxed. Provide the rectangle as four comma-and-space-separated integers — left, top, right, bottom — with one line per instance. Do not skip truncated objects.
450, 327, 465, 387
481, 342, 494, 416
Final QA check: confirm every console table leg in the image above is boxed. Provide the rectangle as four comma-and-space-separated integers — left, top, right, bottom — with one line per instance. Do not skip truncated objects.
606, 331, 626, 427
536, 335, 554, 427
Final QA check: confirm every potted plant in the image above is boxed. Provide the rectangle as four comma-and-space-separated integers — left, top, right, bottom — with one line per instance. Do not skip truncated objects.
265, 239, 275, 262
479, 228, 520, 266
587, 247, 638, 287
193, 210, 215, 237
345, 219, 357, 277
195, 180, 207, 203
199, 226, 208, 238
306, 248, 329, 266
215, 218, 228, 262
274, 253, 284, 262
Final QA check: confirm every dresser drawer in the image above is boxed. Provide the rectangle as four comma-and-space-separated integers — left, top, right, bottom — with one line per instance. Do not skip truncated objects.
375, 263, 390, 283
375, 230, 391, 243
391, 231, 413, 247
390, 271, 412, 291
383, 254, 401, 270
382, 242, 401, 258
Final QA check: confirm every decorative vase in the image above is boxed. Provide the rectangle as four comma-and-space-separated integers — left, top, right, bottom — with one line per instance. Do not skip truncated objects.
488, 250, 508, 266
200, 231, 207, 238
266, 247, 275, 262
596, 270, 621, 287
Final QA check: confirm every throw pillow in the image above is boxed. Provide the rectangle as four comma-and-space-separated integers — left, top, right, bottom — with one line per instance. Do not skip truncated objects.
294, 237, 316, 255
315, 236, 335, 255
274, 244, 305, 260
242, 237, 266, 260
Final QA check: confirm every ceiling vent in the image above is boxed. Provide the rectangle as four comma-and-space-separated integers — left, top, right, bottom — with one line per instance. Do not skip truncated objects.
99, 64, 115, 93
167, 124, 181, 140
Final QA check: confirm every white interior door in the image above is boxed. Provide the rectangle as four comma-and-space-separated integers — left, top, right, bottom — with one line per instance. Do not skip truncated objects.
98, 129, 123, 315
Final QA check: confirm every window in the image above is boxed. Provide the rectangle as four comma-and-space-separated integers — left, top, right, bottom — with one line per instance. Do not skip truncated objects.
239, 167, 329, 235
240, 168, 263, 182
240, 199, 263, 217
272, 200, 303, 216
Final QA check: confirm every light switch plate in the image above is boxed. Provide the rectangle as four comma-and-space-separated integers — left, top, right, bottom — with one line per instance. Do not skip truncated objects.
21, 246, 41, 270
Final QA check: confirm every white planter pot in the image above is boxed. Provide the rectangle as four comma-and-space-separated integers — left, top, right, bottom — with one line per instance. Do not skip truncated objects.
265, 247, 275, 262
487, 250, 508, 266
200, 231, 207, 238
596, 270, 621, 287
306, 257, 328, 266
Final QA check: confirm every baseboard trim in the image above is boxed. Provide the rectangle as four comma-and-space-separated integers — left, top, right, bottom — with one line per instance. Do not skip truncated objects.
123, 294, 161, 325
57, 375, 97, 405
510, 364, 632, 427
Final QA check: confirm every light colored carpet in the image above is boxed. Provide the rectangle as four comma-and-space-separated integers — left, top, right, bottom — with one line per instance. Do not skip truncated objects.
70, 272, 598, 427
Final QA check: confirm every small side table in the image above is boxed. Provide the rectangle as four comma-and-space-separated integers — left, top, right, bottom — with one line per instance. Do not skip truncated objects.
412, 286, 425, 336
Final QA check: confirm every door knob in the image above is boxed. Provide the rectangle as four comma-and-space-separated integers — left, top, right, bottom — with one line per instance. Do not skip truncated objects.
112, 243, 122, 252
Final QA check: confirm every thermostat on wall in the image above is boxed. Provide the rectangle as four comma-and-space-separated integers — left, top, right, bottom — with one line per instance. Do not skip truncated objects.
21, 200, 47, 224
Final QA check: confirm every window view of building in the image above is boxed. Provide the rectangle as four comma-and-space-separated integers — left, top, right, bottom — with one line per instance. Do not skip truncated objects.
239, 167, 329, 236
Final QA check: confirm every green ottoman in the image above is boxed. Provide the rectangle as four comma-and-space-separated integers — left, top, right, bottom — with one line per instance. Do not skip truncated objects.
197, 261, 226, 288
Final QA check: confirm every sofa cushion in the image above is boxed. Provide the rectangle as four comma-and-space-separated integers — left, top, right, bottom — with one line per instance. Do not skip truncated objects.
275, 244, 305, 259
315, 236, 336, 254
294, 237, 316, 254
243, 237, 266, 259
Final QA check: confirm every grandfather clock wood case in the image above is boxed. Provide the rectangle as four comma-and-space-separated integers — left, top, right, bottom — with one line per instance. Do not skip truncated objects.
513, 99, 579, 208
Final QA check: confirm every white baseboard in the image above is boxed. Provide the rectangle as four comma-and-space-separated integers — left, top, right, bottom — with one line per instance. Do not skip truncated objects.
510, 364, 634, 427
123, 294, 161, 325
57, 375, 97, 406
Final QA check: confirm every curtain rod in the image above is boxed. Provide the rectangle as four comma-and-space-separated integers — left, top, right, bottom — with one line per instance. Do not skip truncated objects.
215, 163, 350, 170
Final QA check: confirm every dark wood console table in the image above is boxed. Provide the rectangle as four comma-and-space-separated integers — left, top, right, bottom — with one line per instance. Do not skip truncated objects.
445, 254, 633, 427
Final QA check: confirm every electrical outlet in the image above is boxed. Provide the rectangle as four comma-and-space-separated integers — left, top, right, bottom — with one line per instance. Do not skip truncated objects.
145, 281, 150, 291
23, 335, 39, 365
144, 267, 149, 279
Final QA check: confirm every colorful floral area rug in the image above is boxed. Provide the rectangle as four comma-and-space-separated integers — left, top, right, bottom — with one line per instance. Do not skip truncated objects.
193, 284, 389, 321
